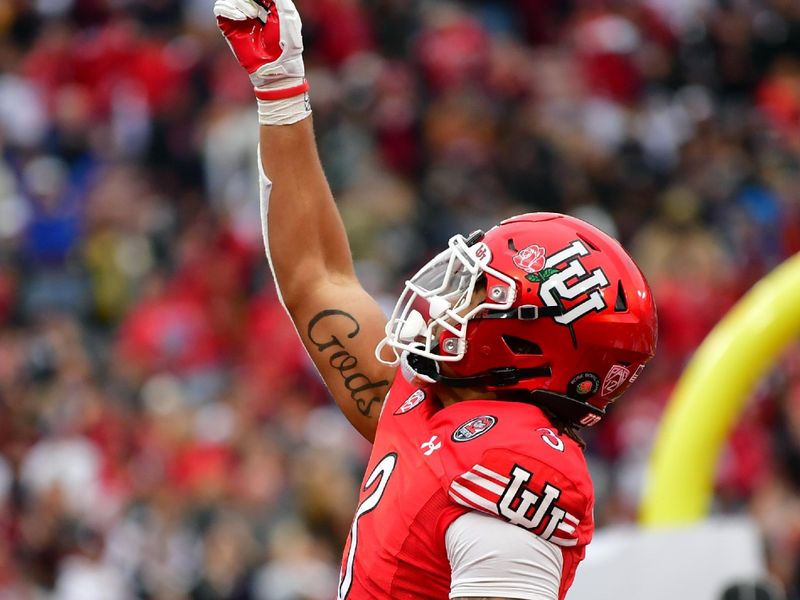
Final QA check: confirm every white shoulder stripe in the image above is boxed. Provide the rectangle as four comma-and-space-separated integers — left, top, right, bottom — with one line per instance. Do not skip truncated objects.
459, 471, 506, 496
563, 512, 580, 526
449, 483, 499, 514
556, 512, 579, 537
557, 521, 576, 535
472, 464, 510, 484
550, 536, 578, 547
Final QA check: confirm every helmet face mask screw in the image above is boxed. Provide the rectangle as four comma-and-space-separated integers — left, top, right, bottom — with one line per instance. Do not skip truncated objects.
442, 338, 459, 354
490, 286, 507, 302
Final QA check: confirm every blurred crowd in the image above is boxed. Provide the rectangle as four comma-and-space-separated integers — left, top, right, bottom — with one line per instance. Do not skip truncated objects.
0, 0, 799, 598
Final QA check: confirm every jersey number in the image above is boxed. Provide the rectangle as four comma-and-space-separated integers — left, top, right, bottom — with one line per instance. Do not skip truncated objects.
538, 427, 564, 452
338, 453, 397, 599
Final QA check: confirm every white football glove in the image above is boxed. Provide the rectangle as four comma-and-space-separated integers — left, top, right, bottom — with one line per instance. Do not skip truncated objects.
215, 0, 310, 125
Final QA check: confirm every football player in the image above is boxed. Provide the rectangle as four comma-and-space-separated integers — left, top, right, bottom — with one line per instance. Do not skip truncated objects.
214, 0, 658, 598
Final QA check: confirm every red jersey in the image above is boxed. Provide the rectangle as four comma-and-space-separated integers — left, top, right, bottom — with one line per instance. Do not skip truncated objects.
337, 373, 595, 599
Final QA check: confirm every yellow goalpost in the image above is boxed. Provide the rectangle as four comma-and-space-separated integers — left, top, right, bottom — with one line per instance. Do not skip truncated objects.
640, 252, 800, 526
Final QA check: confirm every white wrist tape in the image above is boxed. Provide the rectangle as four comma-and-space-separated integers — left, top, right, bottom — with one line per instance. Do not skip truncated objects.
257, 94, 311, 125
255, 77, 312, 126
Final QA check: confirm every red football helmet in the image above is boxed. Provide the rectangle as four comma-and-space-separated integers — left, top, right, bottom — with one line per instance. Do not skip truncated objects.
376, 213, 657, 426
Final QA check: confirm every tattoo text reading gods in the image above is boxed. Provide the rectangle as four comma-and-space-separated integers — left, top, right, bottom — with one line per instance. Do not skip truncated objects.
307, 309, 389, 417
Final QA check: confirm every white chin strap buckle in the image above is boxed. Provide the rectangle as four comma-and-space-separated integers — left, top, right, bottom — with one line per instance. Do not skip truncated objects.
400, 347, 439, 384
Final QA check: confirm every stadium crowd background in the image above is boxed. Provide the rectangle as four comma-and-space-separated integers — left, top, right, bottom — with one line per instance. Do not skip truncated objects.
0, 0, 799, 598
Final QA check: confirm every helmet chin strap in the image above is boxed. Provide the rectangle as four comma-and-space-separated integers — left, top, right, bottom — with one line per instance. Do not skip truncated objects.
400, 347, 439, 384
401, 347, 604, 428
481, 305, 564, 320
402, 350, 551, 388
528, 390, 605, 428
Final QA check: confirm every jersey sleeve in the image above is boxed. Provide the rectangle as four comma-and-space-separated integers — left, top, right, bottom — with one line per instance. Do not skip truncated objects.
446, 446, 593, 549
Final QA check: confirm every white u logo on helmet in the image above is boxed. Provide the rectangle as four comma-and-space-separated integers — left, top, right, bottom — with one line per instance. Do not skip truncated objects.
537, 241, 610, 326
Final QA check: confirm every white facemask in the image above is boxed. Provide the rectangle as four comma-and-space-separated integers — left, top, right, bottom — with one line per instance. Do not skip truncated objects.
375, 232, 517, 366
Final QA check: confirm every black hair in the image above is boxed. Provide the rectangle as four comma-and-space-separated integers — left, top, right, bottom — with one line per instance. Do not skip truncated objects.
538, 405, 586, 449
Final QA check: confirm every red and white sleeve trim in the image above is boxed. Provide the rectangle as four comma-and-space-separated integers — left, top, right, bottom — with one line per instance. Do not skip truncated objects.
449, 464, 509, 515
449, 463, 580, 548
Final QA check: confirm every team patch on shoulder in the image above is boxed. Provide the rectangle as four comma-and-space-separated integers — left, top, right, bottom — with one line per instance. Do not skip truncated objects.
452, 415, 497, 442
394, 389, 426, 415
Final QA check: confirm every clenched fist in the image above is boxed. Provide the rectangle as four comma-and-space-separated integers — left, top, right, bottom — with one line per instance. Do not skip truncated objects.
215, 0, 310, 124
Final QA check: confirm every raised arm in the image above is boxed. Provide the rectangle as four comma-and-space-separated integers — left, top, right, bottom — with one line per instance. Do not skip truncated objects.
215, 0, 394, 441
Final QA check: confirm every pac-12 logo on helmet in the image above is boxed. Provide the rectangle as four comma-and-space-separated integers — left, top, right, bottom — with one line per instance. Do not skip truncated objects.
601, 365, 631, 397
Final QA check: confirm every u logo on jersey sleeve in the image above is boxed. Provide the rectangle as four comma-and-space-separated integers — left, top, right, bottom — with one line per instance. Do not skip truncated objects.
449, 462, 581, 548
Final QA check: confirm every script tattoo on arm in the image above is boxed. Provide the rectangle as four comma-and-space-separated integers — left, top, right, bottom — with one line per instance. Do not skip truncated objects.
306, 309, 389, 417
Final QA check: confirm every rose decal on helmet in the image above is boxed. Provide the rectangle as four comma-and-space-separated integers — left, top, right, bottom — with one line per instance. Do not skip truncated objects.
512, 245, 560, 283
513, 245, 546, 274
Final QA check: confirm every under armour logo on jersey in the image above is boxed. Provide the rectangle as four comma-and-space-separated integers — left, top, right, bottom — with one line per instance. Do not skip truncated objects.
420, 435, 441, 456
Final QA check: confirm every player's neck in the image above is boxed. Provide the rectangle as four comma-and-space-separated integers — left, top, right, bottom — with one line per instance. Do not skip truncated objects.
436, 384, 501, 408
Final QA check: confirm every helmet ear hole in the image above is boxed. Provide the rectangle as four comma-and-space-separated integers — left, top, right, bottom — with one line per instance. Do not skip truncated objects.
502, 335, 543, 355
614, 280, 628, 312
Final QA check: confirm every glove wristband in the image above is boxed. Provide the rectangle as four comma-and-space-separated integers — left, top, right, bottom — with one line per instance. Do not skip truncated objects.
255, 78, 311, 126
254, 80, 309, 101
